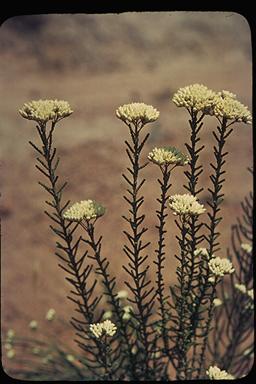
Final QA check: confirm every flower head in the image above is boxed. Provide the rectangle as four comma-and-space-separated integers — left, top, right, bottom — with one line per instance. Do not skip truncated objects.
208, 257, 235, 277
206, 365, 234, 380
148, 146, 189, 167
213, 298, 223, 307
19, 99, 73, 124
116, 102, 159, 125
212, 91, 252, 124
241, 243, 252, 254
63, 200, 105, 222
6, 349, 16, 359
46, 308, 56, 321
29, 320, 38, 330
116, 290, 128, 300
89, 320, 117, 339
169, 194, 206, 217
172, 84, 217, 114
6, 329, 15, 340
103, 310, 113, 320
122, 305, 134, 320
66, 354, 75, 363
235, 283, 254, 301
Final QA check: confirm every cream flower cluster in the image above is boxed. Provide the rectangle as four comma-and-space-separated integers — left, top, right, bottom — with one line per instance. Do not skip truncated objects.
169, 194, 206, 217
235, 283, 254, 301
212, 91, 252, 124
116, 102, 159, 124
206, 365, 234, 380
241, 243, 252, 254
148, 146, 189, 167
208, 257, 235, 277
213, 298, 223, 307
172, 84, 217, 114
63, 200, 105, 222
89, 320, 117, 339
19, 99, 73, 124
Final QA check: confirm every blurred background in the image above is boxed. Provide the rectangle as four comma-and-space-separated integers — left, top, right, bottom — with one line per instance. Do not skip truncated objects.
0, 12, 252, 372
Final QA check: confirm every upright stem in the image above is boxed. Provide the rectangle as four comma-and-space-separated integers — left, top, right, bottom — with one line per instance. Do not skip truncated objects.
83, 222, 138, 380
154, 165, 172, 361
122, 121, 153, 379
196, 118, 233, 378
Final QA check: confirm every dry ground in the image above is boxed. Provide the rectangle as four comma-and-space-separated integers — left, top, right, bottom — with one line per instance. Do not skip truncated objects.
0, 12, 253, 375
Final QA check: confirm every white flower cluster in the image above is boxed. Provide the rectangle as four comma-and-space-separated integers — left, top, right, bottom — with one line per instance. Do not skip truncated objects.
235, 283, 254, 301
89, 319, 117, 339
116, 290, 128, 299
206, 365, 234, 380
172, 83, 217, 114
63, 200, 105, 222
122, 305, 133, 321
208, 257, 235, 277
116, 102, 159, 125
213, 298, 223, 307
169, 194, 206, 217
46, 308, 56, 321
148, 146, 189, 167
212, 91, 252, 124
241, 243, 252, 254
19, 99, 73, 124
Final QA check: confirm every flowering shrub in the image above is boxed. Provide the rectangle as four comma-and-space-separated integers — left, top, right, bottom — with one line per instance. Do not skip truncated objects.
5, 84, 253, 380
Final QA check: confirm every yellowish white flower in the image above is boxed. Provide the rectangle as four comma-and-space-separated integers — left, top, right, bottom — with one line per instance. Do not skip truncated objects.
103, 310, 113, 320
235, 283, 254, 301
7, 329, 15, 339
235, 283, 247, 295
206, 365, 234, 380
116, 290, 129, 300
208, 257, 235, 277
172, 84, 217, 114
90, 320, 117, 338
102, 319, 117, 336
169, 194, 206, 217
6, 349, 16, 359
247, 289, 254, 301
122, 305, 134, 320
213, 298, 223, 307
212, 91, 252, 124
148, 146, 189, 167
241, 243, 252, 254
29, 320, 38, 330
4, 343, 12, 350
66, 354, 76, 363
116, 102, 159, 124
46, 308, 56, 321
19, 99, 73, 124
63, 199, 105, 222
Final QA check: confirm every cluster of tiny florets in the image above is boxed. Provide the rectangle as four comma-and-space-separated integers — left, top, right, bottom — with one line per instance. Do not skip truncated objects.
116, 102, 159, 125
241, 243, 252, 254
169, 194, 206, 217
208, 257, 235, 277
235, 283, 254, 301
63, 200, 105, 222
19, 99, 73, 124
213, 298, 223, 307
212, 91, 252, 124
148, 146, 189, 167
172, 84, 217, 114
206, 365, 234, 380
89, 320, 117, 339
